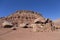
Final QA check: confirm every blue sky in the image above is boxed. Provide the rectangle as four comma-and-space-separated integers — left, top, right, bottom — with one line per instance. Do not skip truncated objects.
0, 0, 60, 20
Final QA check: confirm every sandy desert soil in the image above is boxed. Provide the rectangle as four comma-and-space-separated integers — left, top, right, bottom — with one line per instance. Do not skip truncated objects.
0, 28, 60, 40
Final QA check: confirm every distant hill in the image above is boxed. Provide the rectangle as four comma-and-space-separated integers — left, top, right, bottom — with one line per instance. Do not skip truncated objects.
54, 19, 60, 23
53, 19, 60, 28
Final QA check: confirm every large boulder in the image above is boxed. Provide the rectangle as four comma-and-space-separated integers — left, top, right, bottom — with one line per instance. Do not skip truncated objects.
2, 21, 13, 28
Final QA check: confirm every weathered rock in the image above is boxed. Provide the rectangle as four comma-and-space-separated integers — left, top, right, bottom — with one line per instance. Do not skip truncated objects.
31, 24, 44, 32
2, 21, 13, 28
0, 10, 56, 32
31, 18, 55, 32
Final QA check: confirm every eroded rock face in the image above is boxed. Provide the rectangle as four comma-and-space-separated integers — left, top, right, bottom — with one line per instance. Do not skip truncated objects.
0, 10, 55, 32
32, 18, 55, 32
0, 10, 44, 27
2, 21, 13, 28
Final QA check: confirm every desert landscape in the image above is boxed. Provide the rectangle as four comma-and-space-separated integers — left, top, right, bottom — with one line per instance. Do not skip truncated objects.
0, 10, 60, 40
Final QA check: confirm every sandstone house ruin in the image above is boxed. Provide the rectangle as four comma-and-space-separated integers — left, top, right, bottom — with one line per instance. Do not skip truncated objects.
0, 10, 56, 32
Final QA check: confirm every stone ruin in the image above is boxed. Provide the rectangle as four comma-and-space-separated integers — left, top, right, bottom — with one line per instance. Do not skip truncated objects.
0, 10, 56, 32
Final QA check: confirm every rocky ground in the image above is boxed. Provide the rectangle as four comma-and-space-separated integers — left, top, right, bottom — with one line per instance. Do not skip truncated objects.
0, 28, 60, 40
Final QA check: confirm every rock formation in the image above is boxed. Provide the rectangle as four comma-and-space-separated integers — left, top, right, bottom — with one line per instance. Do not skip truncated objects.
0, 10, 55, 32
